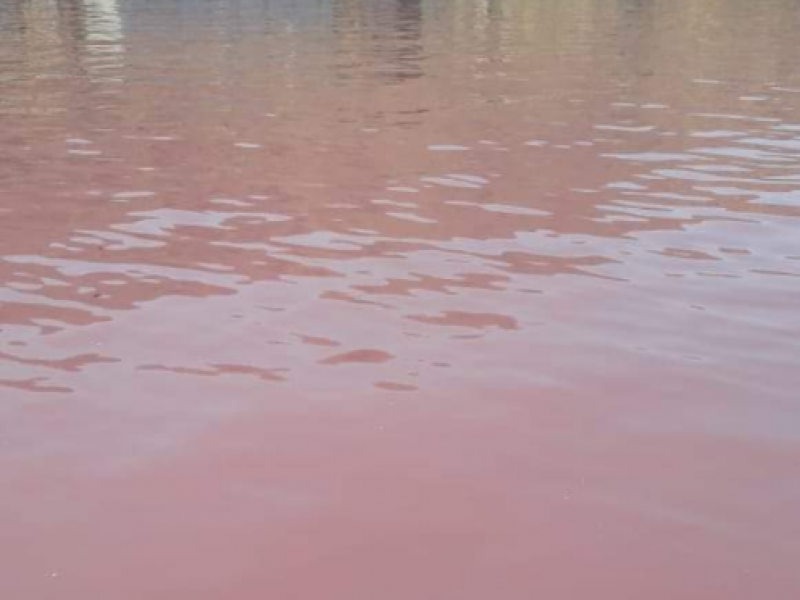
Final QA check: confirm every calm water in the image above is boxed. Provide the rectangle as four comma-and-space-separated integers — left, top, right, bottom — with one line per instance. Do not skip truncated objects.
2, 0, 800, 597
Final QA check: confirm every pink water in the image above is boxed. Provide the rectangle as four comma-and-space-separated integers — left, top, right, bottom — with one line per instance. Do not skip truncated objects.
2, 1, 800, 598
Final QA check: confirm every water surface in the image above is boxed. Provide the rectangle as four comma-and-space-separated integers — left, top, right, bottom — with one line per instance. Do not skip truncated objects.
1, 0, 800, 598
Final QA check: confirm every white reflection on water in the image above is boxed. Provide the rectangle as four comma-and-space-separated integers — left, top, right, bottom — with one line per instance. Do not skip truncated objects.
83, 0, 123, 42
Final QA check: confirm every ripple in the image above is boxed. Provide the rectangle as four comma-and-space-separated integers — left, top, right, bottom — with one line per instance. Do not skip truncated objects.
320, 349, 394, 366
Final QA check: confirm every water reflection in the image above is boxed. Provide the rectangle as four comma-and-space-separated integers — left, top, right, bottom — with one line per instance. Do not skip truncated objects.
82, 0, 123, 41
1, 0, 799, 397
333, 0, 424, 84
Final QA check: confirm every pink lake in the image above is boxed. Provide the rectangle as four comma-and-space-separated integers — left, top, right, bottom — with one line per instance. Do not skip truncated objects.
1, 1, 799, 598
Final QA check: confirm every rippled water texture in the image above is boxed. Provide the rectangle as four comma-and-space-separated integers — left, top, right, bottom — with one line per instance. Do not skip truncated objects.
2, 0, 800, 597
